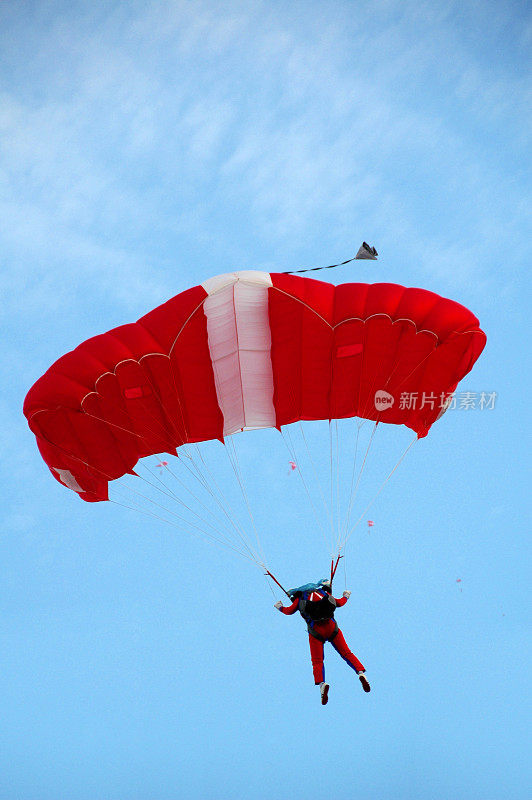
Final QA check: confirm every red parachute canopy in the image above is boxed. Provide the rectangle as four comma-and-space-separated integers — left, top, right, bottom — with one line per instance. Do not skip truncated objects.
23, 272, 486, 502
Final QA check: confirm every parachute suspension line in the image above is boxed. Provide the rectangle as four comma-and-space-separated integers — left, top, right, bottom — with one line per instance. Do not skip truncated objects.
116, 468, 271, 573
43, 406, 260, 566
329, 422, 335, 555
109, 490, 252, 561
263, 574, 279, 600
107, 493, 257, 561
28, 427, 223, 547
109, 410, 261, 564
80, 407, 234, 542
108, 495, 178, 527
39, 420, 263, 566
129, 461, 217, 519
331, 330, 439, 555
190, 440, 260, 555
186, 442, 263, 565
108, 480, 234, 545
341, 419, 364, 544
79, 410, 203, 531
106, 478, 258, 558
285, 424, 330, 552
151, 456, 241, 540
137, 459, 243, 550
170, 443, 219, 500
169, 347, 274, 563
81, 407, 251, 555
261, 567, 279, 600
105, 436, 247, 554
335, 419, 341, 553
230, 437, 271, 572
331, 420, 341, 559
341, 434, 417, 549
331, 333, 438, 559
342, 548, 348, 590
155, 443, 260, 554
166, 351, 259, 557
119, 453, 274, 570
297, 422, 334, 535
281, 426, 335, 558
224, 434, 268, 570
263, 568, 292, 600
279, 349, 336, 558
334, 420, 379, 558
328, 421, 342, 559
277, 362, 334, 552
330, 308, 373, 561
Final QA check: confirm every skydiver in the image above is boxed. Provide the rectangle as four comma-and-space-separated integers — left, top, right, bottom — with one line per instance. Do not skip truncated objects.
274, 578, 370, 705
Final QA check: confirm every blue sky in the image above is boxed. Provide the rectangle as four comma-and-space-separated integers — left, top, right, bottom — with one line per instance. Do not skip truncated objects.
1, 1, 531, 798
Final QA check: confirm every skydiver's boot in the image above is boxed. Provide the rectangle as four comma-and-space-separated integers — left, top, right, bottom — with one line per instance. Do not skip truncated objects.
319, 682, 329, 705
358, 672, 371, 692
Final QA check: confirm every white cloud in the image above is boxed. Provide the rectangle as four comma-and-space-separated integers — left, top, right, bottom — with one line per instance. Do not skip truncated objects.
0, 0, 529, 324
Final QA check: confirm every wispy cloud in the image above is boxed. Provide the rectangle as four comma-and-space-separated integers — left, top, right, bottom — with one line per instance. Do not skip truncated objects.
0, 0, 529, 328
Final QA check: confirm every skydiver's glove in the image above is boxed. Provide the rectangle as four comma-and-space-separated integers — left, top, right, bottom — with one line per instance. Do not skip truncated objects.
274, 601, 284, 610
342, 590, 351, 599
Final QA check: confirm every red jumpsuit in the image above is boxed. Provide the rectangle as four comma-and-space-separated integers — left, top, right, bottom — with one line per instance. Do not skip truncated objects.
281, 592, 365, 684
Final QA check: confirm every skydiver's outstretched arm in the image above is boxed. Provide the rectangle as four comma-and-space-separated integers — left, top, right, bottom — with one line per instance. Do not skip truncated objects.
274, 597, 299, 614
334, 590, 351, 607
